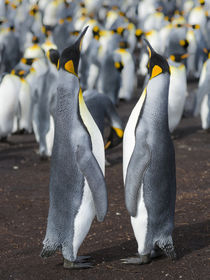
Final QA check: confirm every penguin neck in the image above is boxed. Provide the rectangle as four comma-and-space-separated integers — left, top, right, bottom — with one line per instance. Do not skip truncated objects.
57, 70, 80, 119
144, 74, 170, 129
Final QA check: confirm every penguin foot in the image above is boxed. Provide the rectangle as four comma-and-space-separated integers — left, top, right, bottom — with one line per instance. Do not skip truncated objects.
121, 254, 151, 265
63, 257, 93, 269
76, 255, 91, 262
151, 247, 164, 259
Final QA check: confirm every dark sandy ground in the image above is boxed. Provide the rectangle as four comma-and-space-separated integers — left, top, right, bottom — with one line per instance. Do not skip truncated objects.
0, 90, 210, 280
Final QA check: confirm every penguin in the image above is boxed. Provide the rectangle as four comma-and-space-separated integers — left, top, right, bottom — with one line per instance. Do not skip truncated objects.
0, 71, 22, 139
168, 53, 188, 133
16, 70, 33, 133
97, 51, 123, 105
194, 48, 210, 130
114, 42, 136, 101
83, 89, 124, 149
41, 27, 108, 269
32, 49, 59, 159
122, 39, 176, 265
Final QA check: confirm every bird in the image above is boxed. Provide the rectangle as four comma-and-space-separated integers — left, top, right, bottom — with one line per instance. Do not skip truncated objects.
83, 89, 124, 150
122, 39, 176, 265
41, 27, 108, 269
114, 41, 136, 101
194, 48, 210, 130
0, 71, 22, 140
168, 53, 188, 133
97, 51, 124, 105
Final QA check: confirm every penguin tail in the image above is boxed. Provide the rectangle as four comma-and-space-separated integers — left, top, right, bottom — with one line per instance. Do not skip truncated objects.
156, 237, 177, 260
40, 244, 58, 258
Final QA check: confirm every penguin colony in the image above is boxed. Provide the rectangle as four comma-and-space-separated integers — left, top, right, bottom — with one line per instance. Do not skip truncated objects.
0, 0, 210, 269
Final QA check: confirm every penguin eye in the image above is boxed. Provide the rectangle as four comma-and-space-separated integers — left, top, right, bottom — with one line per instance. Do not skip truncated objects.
151, 65, 162, 79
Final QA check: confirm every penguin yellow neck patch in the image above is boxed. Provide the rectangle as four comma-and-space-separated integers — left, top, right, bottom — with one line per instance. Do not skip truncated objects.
112, 127, 123, 138
64, 60, 78, 76
151, 65, 162, 79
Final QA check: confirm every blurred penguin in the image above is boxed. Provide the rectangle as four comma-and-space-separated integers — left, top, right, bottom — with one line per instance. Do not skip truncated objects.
168, 53, 188, 133
97, 52, 124, 105
194, 48, 210, 130
83, 89, 124, 153
115, 41, 136, 101
0, 71, 22, 139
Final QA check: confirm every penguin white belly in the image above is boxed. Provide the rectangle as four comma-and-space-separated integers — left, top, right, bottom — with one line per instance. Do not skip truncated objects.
46, 115, 55, 156
0, 76, 20, 137
123, 89, 147, 181
87, 64, 99, 90
168, 66, 187, 132
73, 89, 105, 258
188, 8, 206, 28
199, 61, 207, 87
117, 51, 135, 100
131, 185, 148, 255
73, 179, 96, 259
200, 94, 209, 129
139, 52, 149, 76
19, 80, 32, 132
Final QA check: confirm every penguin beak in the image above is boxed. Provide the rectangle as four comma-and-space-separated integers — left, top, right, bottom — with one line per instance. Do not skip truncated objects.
144, 38, 155, 58
181, 53, 189, 59
74, 26, 89, 52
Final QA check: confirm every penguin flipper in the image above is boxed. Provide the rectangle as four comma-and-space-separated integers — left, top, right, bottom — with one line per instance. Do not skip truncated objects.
76, 145, 108, 222
125, 140, 151, 217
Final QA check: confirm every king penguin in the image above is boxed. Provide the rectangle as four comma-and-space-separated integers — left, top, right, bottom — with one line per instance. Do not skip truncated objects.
168, 53, 188, 133
41, 27, 108, 269
122, 39, 176, 265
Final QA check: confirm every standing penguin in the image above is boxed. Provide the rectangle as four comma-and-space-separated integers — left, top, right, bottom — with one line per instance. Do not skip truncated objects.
41, 27, 108, 269
168, 53, 188, 133
122, 39, 176, 265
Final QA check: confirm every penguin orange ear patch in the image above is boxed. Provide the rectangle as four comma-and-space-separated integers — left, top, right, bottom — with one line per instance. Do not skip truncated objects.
64, 60, 77, 76
151, 65, 162, 79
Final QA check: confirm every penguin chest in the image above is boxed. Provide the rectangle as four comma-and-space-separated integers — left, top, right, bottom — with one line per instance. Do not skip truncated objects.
123, 89, 147, 182
201, 94, 210, 129
169, 66, 187, 109
78, 89, 105, 172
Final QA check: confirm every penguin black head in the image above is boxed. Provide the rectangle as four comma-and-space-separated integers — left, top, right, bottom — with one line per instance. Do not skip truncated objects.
169, 53, 189, 63
192, 24, 200, 30
29, 5, 39, 16
135, 29, 143, 40
112, 26, 125, 36
119, 40, 129, 49
92, 25, 100, 40
144, 39, 170, 79
59, 26, 88, 76
21, 57, 36, 65
203, 48, 210, 59
114, 61, 124, 72
200, 0, 205, 6
32, 36, 39, 44
47, 49, 60, 67
179, 39, 189, 50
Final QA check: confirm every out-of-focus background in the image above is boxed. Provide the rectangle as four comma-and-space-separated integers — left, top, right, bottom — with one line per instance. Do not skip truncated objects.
0, 0, 210, 279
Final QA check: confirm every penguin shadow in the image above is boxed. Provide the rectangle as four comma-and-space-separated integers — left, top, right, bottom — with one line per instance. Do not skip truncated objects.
0, 143, 35, 161
88, 220, 210, 265
174, 219, 210, 259
171, 124, 201, 140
